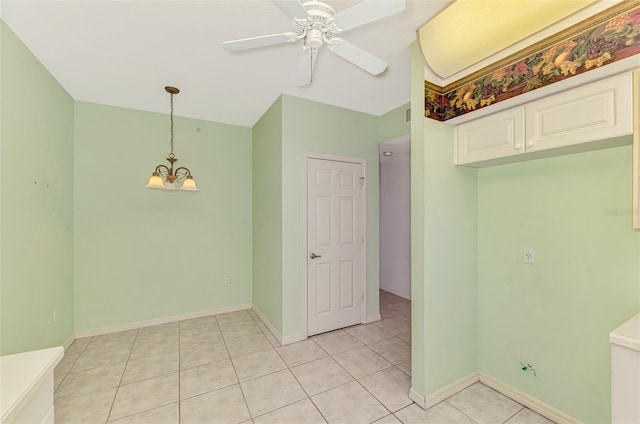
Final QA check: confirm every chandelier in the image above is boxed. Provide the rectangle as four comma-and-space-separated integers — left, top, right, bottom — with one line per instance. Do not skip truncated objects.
145, 86, 198, 191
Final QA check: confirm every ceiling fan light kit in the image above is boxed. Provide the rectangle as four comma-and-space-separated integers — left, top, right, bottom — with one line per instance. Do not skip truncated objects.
223, 0, 406, 86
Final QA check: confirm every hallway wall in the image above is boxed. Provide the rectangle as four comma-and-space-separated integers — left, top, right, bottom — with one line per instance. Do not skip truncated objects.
379, 136, 411, 299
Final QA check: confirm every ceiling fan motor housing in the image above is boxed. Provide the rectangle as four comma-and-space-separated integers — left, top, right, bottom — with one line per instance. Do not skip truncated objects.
306, 28, 324, 48
295, 0, 337, 47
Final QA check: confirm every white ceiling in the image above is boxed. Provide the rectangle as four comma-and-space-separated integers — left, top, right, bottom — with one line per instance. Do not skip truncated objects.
1, 0, 449, 127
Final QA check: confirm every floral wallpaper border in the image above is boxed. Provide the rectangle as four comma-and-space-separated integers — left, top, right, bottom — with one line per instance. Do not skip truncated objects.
425, 3, 640, 122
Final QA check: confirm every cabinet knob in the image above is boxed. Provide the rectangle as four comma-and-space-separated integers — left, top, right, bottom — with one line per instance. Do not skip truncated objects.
526, 141, 534, 148
514, 143, 522, 150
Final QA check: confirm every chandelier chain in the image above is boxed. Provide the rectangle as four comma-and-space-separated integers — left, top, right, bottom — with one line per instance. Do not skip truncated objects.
169, 92, 175, 158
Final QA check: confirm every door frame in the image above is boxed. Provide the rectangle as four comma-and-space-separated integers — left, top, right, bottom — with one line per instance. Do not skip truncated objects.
302, 152, 367, 337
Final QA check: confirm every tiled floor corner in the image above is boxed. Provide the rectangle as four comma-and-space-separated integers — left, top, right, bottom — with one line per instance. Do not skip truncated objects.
54, 290, 555, 424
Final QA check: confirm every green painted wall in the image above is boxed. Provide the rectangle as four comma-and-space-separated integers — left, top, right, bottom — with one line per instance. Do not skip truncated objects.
410, 42, 427, 395
0, 22, 75, 354
73, 102, 252, 333
477, 146, 640, 423
376, 102, 411, 143
281, 95, 377, 337
423, 119, 478, 393
252, 96, 283, 334
410, 42, 478, 398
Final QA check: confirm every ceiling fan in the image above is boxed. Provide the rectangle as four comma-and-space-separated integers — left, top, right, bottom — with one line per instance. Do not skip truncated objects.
222, 0, 406, 86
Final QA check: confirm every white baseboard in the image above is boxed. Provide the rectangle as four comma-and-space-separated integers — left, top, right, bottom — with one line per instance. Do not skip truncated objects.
251, 305, 307, 346
409, 388, 426, 407
380, 287, 411, 300
479, 373, 580, 424
75, 303, 252, 338
425, 372, 479, 409
281, 333, 306, 345
251, 305, 283, 344
62, 333, 76, 350
367, 314, 381, 323
410, 373, 479, 409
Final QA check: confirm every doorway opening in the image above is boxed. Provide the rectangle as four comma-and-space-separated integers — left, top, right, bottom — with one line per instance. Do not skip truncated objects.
379, 135, 411, 299
378, 134, 411, 370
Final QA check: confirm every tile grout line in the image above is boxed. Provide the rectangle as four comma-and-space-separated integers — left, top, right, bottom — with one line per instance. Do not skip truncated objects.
220, 314, 254, 421
54, 336, 92, 394
104, 329, 139, 423
501, 405, 526, 424
177, 321, 181, 424
269, 330, 332, 423
444, 399, 485, 424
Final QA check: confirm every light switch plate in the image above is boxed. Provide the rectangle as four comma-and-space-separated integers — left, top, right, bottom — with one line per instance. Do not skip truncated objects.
523, 247, 535, 264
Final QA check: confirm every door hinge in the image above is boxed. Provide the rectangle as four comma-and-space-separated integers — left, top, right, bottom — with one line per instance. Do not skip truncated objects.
362, 293, 365, 302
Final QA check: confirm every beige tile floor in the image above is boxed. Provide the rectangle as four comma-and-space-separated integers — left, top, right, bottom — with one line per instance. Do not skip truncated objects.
54, 290, 554, 424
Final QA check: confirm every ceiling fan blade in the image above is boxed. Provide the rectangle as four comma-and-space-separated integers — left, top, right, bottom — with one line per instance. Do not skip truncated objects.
296, 47, 318, 86
223, 32, 299, 52
328, 38, 387, 75
275, 0, 310, 20
331, 0, 405, 32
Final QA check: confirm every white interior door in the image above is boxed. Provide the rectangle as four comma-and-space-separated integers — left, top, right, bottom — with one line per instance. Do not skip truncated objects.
307, 157, 364, 336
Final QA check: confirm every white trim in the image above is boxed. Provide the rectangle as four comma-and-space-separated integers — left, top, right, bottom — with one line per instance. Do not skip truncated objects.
62, 333, 75, 350
425, 372, 479, 409
409, 372, 478, 409
75, 303, 252, 338
43, 404, 55, 424
479, 373, 581, 424
409, 388, 426, 407
281, 333, 307, 345
379, 287, 411, 300
304, 152, 367, 164
410, 373, 479, 409
302, 154, 309, 339
366, 314, 381, 323
251, 305, 283, 343
303, 153, 368, 338
251, 305, 307, 346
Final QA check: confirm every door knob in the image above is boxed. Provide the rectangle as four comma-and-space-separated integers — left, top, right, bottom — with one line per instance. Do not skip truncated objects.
309, 253, 322, 259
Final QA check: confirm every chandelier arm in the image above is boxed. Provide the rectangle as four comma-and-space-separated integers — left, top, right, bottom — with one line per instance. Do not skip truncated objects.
174, 166, 192, 176
174, 166, 192, 183
155, 164, 170, 176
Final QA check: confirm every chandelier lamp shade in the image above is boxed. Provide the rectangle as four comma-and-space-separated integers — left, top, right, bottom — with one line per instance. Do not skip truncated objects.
145, 86, 198, 191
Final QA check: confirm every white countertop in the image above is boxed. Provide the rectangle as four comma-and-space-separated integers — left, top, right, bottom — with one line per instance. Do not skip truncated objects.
0, 346, 64, 423
610, 313, 640, 352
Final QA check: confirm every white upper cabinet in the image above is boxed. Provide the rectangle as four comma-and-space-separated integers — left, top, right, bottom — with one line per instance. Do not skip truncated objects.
454, 107, 525, 165
525, 72, 633, 152
454, 72, 634, 167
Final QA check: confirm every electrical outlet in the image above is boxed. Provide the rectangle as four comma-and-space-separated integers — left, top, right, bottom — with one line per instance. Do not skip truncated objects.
227, 277, 233, 285
523, 247, 535, 264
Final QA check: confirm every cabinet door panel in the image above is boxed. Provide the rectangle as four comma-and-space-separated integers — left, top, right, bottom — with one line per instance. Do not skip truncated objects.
525, 72, 633, 152
455, 107, 525, 165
